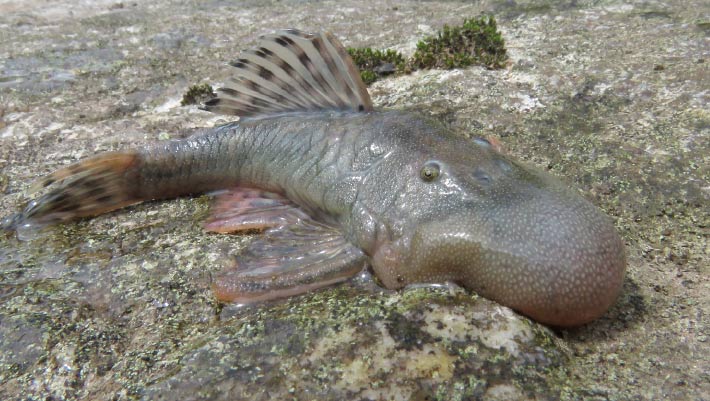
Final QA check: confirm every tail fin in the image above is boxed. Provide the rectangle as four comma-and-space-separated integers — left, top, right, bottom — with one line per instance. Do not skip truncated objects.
2, 151, 143, 231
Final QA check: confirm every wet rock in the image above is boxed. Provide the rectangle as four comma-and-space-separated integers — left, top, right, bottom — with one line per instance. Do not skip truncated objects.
142, 287, 565, 401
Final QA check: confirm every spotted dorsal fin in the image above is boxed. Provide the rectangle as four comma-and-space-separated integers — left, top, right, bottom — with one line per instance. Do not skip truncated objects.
203, 29, 373, 117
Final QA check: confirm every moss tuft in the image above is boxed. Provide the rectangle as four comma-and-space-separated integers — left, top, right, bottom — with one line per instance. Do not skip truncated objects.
181, 83, 216, 106
347, 47, 406, 85
410, 16, 508, 70
346, 16, 508, 86
187, 17, 507, 89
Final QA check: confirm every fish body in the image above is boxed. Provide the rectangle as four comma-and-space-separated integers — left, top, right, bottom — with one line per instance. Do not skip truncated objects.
2, 30, 625, 327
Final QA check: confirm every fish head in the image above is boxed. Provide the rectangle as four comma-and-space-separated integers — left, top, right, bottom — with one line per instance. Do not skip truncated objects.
371, 135, 626, 327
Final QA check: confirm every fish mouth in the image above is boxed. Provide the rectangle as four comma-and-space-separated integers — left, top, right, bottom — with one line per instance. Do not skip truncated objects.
396, 189, 626, 327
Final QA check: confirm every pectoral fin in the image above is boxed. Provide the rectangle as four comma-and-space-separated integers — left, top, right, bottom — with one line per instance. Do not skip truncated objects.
204, 188, 309, 233
206, 188, 365, 303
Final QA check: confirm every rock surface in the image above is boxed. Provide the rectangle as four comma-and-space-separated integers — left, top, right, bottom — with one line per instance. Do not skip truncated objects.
0, 0, 708, 400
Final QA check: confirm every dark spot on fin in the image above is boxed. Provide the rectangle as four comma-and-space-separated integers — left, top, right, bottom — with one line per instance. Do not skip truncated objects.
203, 29, 373, 117
14, 152, 143, 228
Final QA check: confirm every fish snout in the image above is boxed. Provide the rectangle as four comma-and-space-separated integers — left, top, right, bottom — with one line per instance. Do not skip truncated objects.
404, 191, 626, 327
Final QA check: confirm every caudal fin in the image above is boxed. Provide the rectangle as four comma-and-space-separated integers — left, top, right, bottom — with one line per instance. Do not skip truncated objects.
2, 151, 143, 231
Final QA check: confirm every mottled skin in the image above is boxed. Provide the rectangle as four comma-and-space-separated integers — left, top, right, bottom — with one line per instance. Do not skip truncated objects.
108, 110, 624, 327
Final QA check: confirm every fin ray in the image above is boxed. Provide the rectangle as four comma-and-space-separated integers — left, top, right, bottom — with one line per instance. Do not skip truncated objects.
204, 188, 308, 233
207, 188, 366, 303
203, 29, 372, 117
3, 152, 143, 230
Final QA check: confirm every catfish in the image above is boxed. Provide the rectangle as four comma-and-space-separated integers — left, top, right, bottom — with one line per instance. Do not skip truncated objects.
1, 30, 625, 327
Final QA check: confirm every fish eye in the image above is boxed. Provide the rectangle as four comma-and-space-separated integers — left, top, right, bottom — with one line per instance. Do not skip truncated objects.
420, 161, 441, 182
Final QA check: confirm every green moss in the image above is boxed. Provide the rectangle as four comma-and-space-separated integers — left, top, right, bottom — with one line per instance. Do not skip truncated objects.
347, 16, 508, 86
347, 47, 406, 84
186, 17, 508, 90
359, 70, 378, 85
181, 83, 216, 106
410, 16, 508, 70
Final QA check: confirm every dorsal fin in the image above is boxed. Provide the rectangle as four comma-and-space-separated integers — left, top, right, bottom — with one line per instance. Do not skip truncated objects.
203, 29, 373, 117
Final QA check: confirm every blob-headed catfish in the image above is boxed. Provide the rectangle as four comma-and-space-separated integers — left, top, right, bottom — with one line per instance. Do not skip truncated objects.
1, 30, 625, 327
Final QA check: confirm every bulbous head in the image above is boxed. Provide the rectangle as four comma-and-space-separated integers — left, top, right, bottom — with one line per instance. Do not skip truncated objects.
369, 128, 625, 327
